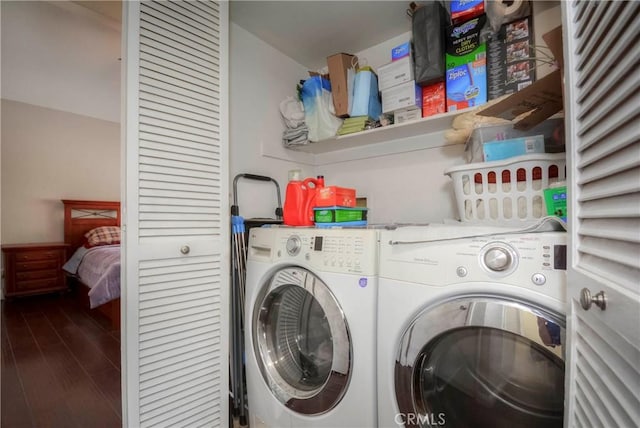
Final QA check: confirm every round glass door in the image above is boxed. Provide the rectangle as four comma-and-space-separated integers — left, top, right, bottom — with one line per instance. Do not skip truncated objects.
395, 296, 565, 428
253, 267, 351, 415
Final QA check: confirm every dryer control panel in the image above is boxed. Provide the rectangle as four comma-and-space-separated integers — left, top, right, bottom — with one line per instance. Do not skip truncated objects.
276, 228, 379, 276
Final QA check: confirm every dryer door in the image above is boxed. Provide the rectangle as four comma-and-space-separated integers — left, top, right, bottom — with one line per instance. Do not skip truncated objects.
252, 266, 351, 415
395, 296, 565, 428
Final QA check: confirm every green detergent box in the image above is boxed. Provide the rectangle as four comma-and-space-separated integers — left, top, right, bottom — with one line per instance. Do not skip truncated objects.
446, 15, 487, 111
544, 186, 567, 221
314, 206, 368, 223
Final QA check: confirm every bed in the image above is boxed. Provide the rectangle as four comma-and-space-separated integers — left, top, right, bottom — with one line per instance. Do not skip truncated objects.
61, 199, 121, 330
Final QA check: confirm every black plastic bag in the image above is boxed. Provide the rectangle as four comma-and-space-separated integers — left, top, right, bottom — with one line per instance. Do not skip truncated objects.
411, 1, 447, 86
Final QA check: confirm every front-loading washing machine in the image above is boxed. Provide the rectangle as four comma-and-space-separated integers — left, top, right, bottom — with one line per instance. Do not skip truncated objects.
245, 227, 379, 428
377, 225, 567, 428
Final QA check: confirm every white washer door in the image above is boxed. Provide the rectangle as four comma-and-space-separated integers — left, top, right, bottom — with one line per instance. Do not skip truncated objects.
395, 295, 565, 428
252, 266, 352, 415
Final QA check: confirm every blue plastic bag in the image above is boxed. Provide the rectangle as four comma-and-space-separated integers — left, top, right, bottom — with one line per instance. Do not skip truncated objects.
301, 76, 343, 141
349, 66, 382, 120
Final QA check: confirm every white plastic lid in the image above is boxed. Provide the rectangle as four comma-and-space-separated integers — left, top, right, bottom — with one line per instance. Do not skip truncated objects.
288, 169, 301, 181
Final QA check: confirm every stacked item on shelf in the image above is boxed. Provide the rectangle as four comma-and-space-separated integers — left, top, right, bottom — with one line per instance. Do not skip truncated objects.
378, 45, 422, 125
313, 184, 367, 228
445, 118, 566, 224
337, 116, 376, 136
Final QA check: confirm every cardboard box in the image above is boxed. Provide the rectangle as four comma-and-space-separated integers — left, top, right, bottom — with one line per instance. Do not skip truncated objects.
394, 107, 422, 124
487, 16, 536, 100
391, 42, 411, 61
378, 56, 414, 91
450, 0, 485, 23
482, 135, 545, 161
479, 26, 564, 130
382, 80, 421, 113
316, 186, 356, 208
446, 16, 488, 111
422, 82, 446, 117
327, 53, 358, 118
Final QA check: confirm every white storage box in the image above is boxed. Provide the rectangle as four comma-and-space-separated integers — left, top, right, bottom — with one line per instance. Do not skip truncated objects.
382, 80, 421, 113
378, 56, 414, 91
444, 153, 566, 223
394, 107, 422, 124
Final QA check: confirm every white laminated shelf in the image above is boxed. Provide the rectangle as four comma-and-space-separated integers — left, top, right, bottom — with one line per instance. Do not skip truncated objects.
288, 108, 473, 155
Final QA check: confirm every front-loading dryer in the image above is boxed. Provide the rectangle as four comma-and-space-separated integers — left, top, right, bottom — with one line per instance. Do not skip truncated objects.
245, 227, 379, 428
377, 225, 567, 428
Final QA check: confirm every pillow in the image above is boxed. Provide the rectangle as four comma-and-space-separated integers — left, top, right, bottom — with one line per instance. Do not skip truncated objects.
84, 226, 121, 247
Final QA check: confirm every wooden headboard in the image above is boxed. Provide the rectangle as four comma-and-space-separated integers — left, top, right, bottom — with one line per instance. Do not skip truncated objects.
62, 200, 121, 253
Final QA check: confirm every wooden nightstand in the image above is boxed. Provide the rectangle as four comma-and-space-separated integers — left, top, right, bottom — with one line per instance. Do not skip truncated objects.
2, 243, 70, 298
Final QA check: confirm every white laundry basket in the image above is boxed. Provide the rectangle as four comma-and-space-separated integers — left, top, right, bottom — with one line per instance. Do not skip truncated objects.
444, 153, 566, 224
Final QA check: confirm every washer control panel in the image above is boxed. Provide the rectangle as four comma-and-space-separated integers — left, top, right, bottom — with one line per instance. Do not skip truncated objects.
276, 229, 378, 275
380, 229, 567, 297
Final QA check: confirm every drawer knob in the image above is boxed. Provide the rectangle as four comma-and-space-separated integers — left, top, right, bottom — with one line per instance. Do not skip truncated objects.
180, 245, 190, 255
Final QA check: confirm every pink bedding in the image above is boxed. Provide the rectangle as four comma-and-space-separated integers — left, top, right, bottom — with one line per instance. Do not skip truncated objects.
76, 245, 121, 308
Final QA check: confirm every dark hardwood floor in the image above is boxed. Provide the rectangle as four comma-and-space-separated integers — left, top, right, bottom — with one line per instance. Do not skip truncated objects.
1, 294, 121, 428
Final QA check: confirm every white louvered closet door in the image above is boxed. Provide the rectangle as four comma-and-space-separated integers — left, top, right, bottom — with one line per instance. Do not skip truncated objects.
122, 1, 229, 427
563, 1, 640, 427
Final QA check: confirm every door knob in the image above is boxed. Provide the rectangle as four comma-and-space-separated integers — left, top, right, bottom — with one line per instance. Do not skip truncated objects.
580, 288, 606, 311
180, 245, 190, 255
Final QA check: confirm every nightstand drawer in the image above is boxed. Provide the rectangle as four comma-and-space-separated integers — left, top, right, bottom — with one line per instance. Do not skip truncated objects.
16, 269, 59, 282
2, 242, 69, 298
16, 259, 60, 272
15, 250, 62, 262
15, 278, 61, 293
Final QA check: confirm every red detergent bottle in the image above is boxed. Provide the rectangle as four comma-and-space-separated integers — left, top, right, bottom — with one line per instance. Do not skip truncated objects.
283, 173, 324, 226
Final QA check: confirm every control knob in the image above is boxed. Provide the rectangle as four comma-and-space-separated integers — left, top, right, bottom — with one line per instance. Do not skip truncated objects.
483, 247, 513, 272
286, 235, 302, 256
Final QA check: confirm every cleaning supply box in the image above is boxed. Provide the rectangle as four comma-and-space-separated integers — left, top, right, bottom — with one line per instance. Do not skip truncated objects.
316, 186, 356, 208
314, 206, 368, 223
446, 15, 487, 111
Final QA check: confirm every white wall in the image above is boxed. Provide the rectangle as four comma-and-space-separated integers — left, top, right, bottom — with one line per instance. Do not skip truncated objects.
1, 100, 120, 244
230, 23, 314, 220
1, 1, 120, 123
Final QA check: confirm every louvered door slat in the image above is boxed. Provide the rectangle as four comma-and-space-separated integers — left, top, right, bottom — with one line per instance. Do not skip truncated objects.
578, 168, 640, 201
142, 12, 217, 52
578, 62, 640, 124
574, 1, 607, 57
156, 1, 218, 30
576, 93, 639, 142
579, 143, 640, 182
575, 1, 626, 68
140, 70, 215, 100
580, 218, 640, 243
576, 4, 638, 96
146, 2, 217, 35
124, 1, 228, 426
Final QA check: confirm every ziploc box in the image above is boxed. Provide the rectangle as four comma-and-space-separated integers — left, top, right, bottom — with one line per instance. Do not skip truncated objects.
382, 80, 421, 113
450, 0, 485, 24
391, 42, 411, 61
446, 15, 488, 112
482, 135, 545, 161
378, 56, 414, 91
422, 82, 446, 117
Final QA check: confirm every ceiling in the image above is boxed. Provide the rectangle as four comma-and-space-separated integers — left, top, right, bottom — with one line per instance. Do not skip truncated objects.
72, 0, 121, 22
229, 1, 412, 70
70, 1, 412, 70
